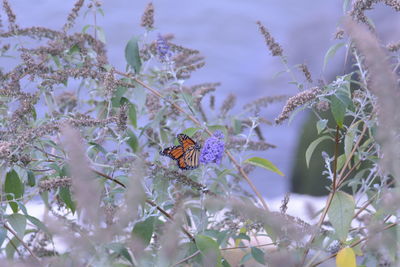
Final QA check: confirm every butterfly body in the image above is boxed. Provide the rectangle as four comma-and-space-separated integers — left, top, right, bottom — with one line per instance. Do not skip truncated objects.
160, 134, 201, 170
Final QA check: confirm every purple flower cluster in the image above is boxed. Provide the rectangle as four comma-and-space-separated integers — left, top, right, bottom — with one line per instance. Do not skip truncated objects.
156, 34, 171, 60
200, 131, 225, 165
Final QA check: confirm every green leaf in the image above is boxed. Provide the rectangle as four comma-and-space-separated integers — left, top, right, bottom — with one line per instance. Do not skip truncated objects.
5, 236, 20, 259
59, 187, 76, 214
331, 93, 349, 128
173, 127, 201, 145
221, 258, 231, 267
111, 86, 128, 107
88, 142, 108, 155
25, 215, 50, 235
95, 26, 106, 43
128, 103, 137, 129
7, 213, 26, 240
234, 233, 250, 243
244, 157, 284, 176
125, 36, 142, 74
336, 247, 356, 267
305, 135, 331, 168
132, 216, 155, 248
5, 169, 24, 213
331, 97, 346, 128
263, 223, 277, 242
233, 119, 242, 135
323, 42, 345, 71
344, 122, 360, 164
316, 119, 328, 134
182, 127, 201, 137
68, 44, 80, 54
31, 107, 37, 121
239, 253, 252, 265
337, 154, 346, 171
126, 130, 139, 153
328, 191, 355, 242
0, 227, 6, 247
106, 243, 134, 265
60, 164, 71, 177
195, 235, 222, 267
251, 247, 266, 265
27, 170, 35, 187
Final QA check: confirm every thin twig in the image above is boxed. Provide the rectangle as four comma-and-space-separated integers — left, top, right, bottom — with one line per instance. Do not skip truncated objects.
114, 70, 270, 211
332, 125, 340, 190
3, 223, 40, 262
90, 168, 127, 188
173, 250, 201, 266
336, 123, 368, 187
220, 242, 276, 250
145, 199, 195, 242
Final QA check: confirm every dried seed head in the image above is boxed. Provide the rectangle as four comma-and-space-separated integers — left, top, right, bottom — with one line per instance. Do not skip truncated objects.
275, 87, 321, 124
220, 93, 236, 116
63, 0, 85, 32
256, 21, 283, 57
243, 95, 287, 112
118, 103, 128, 132
103, 68, 116, 98
141, 2, 154, 29
315, 100, 330, 111
39, 177, 72, 192
145, 93, 161, 120
2, 0, 18, 32
280, 192, 290, 214
387, 41, 400, 52
57, 91, 78, 113
334, 28, 345, 40
299, 63, 313, 83
227, 138, 275, 151
210, 95, 215, 110
0, 141, 11, 159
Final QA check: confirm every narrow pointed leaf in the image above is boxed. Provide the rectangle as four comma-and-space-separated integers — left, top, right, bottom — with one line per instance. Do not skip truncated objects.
7, 213, 26, 240
305, 135, 331, 168
244, 157, 284, 176
125, 36, 142, 73
5, 170, 24, 213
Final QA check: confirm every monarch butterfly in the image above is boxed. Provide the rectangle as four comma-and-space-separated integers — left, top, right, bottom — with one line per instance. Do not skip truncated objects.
160, 133, 201, 170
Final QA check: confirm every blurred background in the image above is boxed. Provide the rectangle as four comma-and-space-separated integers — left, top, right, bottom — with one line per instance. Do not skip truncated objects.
6, 0, 400, 200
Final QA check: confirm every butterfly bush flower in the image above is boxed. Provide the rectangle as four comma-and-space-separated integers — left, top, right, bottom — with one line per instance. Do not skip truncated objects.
200, 131, 225, 165
157, 34, 172, 60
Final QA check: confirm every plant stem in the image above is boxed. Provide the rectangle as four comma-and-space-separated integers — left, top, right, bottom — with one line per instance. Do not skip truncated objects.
3, 223, 40, 262
332, 125, 340, 190
302, 124, 341, 265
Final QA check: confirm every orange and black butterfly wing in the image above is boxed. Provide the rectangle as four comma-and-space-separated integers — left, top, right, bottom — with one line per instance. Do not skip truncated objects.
177, 134, 197, 152
181, 147, 200, 169
160, 145, 184, 160
177, 156, 188, 170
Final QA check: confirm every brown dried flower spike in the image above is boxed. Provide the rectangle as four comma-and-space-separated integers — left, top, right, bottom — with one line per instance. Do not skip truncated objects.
141, 2, 154, 29
256, 21, 283, 57
275, 87, 321, 124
